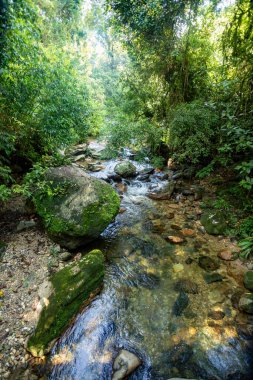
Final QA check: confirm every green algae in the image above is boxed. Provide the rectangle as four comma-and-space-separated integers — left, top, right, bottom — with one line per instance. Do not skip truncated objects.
27, 250, 105, 357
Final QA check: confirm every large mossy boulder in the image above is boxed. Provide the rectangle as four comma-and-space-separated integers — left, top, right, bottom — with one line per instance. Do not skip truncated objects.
114, 161, 137, 178
27, 249, 105, 357
34, 166, 120, 249
200, 211, 227, 235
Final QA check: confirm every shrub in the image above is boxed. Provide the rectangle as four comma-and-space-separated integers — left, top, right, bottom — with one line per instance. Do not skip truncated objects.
168, 101, 219, 164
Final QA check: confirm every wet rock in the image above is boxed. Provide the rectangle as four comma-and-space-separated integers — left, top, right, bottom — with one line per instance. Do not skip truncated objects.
166, 236, 185, 244
112, 349, 141, 380
87, 163, 105, 172
208, 310, 225, 320
185, 257, 194, 265
108, 174, 122, 182
27, 250, 105, 357
198, 256, 220, 272
16, 220, 37, 232
203, 273, 223, 284
168, 341, 193, 365
218, 249, 238, 261
147, 192, 171, 200
136, 272, 160, 289
173, 292, 189, 316
153, 172, 168, 180
173, 264, 184, 273
238, 293, 253, 314
171, 224, 182, 231
114, 161, 137, 178
174, 279, 199, 294
244, 271, 253, 291
231, 290, 245, 309
140, 167, 155, 175
136, 173, 150, 182
200, 211, 227, 235
181, 228, 195, 237
115, 183, 128, 194
33, 166, 120, 249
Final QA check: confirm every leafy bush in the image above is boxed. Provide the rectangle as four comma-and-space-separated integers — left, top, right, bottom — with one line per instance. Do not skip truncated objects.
239, 238, 253, 260
168, 101, 219, 164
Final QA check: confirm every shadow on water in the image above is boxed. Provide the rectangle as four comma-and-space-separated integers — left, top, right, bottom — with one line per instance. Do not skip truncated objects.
48, 158, 253, 380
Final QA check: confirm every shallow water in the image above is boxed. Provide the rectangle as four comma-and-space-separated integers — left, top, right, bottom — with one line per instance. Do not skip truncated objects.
49, 158, 253, 380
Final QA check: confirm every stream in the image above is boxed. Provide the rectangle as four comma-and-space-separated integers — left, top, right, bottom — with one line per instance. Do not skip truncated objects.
48, 151, 253, 380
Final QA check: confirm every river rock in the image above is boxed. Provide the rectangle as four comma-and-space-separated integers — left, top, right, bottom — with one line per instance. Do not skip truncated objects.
27, 249, 105, 357
238, 293, 253, 314
173, 292, 189, 316
174, 279, 199, 294
218, 249, 237, 261
112, 349, 141, 380
203, 273, 223, 284
244, 271, 253, 291
114, 161, 136, 178
33, 166, 120, 249
166, 236, 185, 244
200, 211, 227, 235
198, 255, 220, 271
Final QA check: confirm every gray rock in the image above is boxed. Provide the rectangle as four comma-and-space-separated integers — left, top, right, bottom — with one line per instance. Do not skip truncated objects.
114, 161, 137, 178
16, 220, 37, 232
112, 349, 141, 380
33, 166, 120, 249
59, 251, 72, 261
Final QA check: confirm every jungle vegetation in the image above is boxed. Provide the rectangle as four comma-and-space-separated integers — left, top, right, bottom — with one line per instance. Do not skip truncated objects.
0, 0, 252, 251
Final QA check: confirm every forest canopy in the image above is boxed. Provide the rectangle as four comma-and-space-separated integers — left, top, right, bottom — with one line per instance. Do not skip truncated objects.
0, 0, 252, 198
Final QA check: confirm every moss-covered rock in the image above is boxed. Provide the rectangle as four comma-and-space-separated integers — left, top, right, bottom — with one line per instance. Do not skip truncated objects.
27, 249, 105, 357
33, 166, 120, 249
200, 211, 227, 235
239, 293, 253, 314
114, 161, 137, 178
244, 271, 253, 291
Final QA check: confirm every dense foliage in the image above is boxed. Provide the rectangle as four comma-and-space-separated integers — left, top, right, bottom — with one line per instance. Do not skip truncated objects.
0, 0, 252, 252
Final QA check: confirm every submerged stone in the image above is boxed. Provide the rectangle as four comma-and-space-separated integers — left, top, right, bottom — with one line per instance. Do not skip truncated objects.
112, 349, 141, 380
203, 273, 223, 284
173, 292, 189, 316
27, 249, 105, 357
174, 279, 199, 294
198, 255, 220, 272
200, 211, 227, 235
33, 166, 120, 249
114, 161, 137, 178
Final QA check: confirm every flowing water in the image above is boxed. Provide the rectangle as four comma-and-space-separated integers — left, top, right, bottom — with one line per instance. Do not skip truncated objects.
48, 155, 253, 380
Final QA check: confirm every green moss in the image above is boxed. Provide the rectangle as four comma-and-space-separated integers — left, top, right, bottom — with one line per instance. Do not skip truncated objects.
27, 250, 105, 357
33, 173, 120, 244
